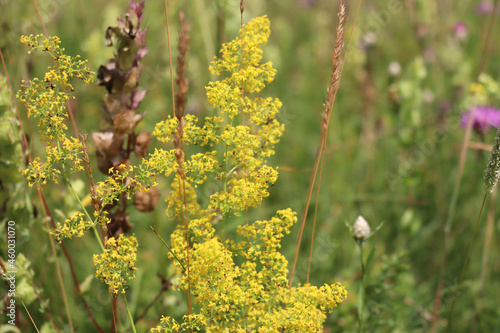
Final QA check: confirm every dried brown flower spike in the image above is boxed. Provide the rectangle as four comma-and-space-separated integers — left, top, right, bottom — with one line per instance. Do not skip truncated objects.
93, 1, 157, 236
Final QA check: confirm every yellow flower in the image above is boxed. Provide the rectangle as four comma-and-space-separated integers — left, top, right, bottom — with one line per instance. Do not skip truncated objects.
470, 82, 485, 94
93, 234, 139, 294
54, 211, 89, 242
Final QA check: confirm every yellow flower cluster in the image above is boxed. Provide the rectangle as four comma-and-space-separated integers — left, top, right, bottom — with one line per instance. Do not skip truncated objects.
94, 165, 153, 207
93, 234, 138, 294
150, 314, 205, 333
164, 175, 206, 221
210, 165, 278, 215
93, 210, 111, 228
22, 157, 60, 187
54, 211, 89, 242
207, 16, 277, 118
17, 34, 94, 187
164, 209, 347, 332
150, 16, 347, 332
254, 282, 347, 332
22, 137, 85, 187
146, 16, 283, 218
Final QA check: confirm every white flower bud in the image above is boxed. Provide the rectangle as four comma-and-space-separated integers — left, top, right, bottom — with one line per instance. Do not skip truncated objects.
353, 216, 370, 240
388, 61, 401, 77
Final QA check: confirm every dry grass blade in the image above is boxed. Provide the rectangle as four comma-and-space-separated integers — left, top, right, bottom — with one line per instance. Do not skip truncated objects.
324, 1, 346, 124
164, 0, 177, 118
289, 0, 347, 288
175, 11, 191, 119
164, 4, 193, 315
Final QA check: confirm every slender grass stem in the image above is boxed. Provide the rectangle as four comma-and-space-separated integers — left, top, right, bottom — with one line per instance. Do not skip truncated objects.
46, 147, 76, 333
40, 198, 72, 333
123, 294, 137, 333
445, 193, 487, 332
150, 225, 186, 272
19, 294, 40, 333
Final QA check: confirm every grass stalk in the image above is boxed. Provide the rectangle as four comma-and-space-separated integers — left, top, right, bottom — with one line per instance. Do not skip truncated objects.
18, 292, 41, 333
123, 294, 138, 333
471, 186, 497, 330
445, 193, 487, 332
151, 225, 186, 272
289, 0, 365, 287
289, 0, 346, 287
164, 3, 193, 316
38, 190, 74, 333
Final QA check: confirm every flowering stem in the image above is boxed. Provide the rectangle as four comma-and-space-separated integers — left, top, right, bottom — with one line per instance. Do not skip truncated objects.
91, 225, 106, 253
56, 140, 105, 251
123, 294, 137, 333
64, 172, 105, 253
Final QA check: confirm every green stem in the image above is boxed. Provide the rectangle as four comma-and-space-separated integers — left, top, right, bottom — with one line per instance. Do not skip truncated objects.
123, 294, 137, 333
222, 144, 228, 240
57, 141, 105, 252
66, 177, 106, 252
358, 244, 365, 333
150, 225, 186, 272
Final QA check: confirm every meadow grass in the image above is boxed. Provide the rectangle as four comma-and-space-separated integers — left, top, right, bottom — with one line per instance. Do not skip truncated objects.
1, 0, 500, 332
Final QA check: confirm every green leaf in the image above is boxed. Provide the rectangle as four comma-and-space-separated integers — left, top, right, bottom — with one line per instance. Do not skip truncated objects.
357, 282, 364, 321
79, 274, 94, 295
0, 325, 21, 333
16, 277, 37, 306
365, 247, 376, 272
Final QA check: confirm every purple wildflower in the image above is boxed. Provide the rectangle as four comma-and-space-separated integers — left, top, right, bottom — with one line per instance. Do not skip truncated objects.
301, 0, 319, 8
476, 1, 494, 16
461, 106, 500, 135
454, 22, 467, 41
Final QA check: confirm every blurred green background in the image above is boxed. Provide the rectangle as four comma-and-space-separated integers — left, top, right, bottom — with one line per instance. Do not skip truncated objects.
2, 0, 500, 332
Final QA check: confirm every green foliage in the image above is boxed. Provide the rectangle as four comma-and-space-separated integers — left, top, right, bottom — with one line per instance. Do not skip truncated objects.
394, 57, 427, 146
11, 254, 38, 307
0, 74, 31, 224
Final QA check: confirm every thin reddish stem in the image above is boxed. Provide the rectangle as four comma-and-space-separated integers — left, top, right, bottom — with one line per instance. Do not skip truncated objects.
289, 0, 360, 288
164, 0, 177, 118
